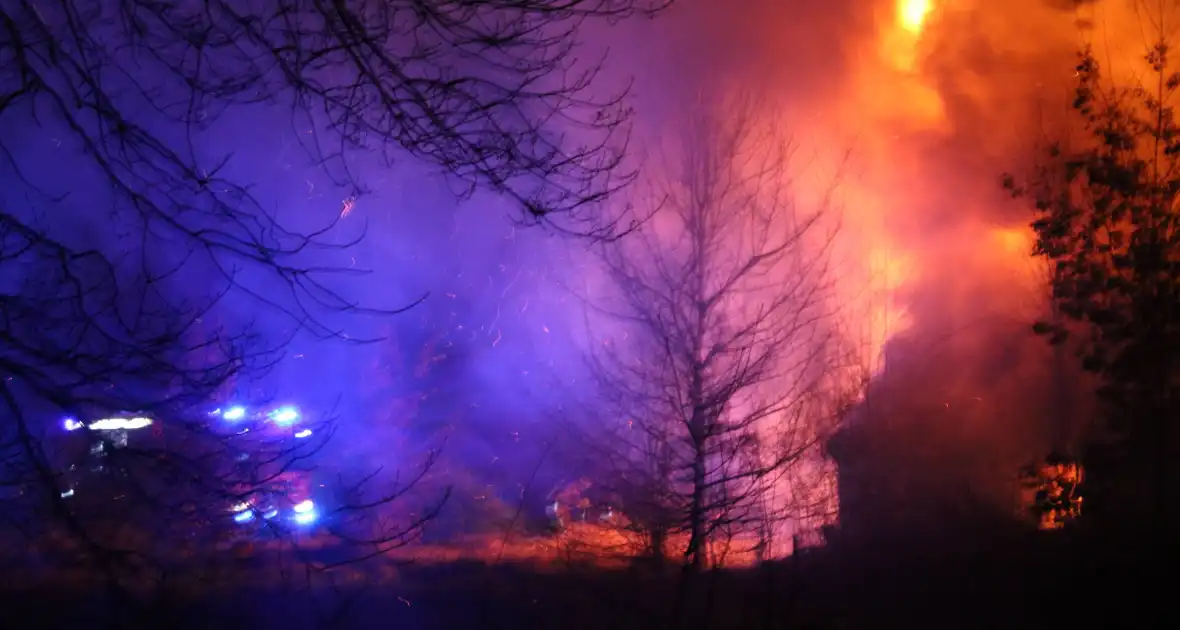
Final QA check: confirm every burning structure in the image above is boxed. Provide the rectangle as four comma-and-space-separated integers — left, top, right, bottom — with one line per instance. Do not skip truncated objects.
1020, 455, 1084, 531
827, 291, 1094, 540
787, 0, 1121, 541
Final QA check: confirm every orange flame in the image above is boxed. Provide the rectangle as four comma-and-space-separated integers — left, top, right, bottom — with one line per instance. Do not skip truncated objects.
898, 0, 932, 35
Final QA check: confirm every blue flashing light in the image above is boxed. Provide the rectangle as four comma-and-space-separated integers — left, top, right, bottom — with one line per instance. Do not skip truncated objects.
292, 499, 317, 525
233, 510, 255, 524
223, 406, 247, 421
294, 429, 313, 439
270, 406, 299, 426
63, 417, 83, 431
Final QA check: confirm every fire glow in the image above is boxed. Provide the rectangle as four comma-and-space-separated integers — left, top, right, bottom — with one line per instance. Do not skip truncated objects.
898, 0, 931, 34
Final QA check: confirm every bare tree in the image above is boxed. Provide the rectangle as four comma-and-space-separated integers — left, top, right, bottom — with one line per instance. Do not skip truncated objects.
1, 0, 671, 622
0, 219, 447, 626
0, 0, 670, 238
579, 93, 845, 571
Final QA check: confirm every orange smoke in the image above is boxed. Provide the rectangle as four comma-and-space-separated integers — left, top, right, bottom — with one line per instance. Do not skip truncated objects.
814, 0, 953, 374
889, 0, 933, 69
610, 0, 1180, 546
639, 0, 1174, 361
820, 0, 1075, 369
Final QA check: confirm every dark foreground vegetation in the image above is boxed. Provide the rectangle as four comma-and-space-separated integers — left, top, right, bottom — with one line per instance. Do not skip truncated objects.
1, 526, 1170, 630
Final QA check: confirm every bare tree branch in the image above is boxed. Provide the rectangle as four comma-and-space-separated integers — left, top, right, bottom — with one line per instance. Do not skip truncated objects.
0, 0, 673, 619
573, 91, 847, 571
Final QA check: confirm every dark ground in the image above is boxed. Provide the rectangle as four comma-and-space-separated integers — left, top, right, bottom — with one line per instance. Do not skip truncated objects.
0, 526, 1172, 629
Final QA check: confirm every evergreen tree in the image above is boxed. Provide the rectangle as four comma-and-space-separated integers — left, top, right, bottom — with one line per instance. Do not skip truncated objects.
1004, 41, 1180, 524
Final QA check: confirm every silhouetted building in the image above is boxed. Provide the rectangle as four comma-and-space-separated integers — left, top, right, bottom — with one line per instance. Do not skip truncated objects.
825, 329, 1065, 542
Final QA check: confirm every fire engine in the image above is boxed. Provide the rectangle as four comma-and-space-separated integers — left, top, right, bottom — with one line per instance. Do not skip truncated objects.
209, 404, 323, 533
57, 413, 155, 499
56, 403, 323, 536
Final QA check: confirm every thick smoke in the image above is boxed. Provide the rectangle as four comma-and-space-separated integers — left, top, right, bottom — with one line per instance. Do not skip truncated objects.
229, 0, 1175, 538
617, 0, 1176, 529
8, 0, 1165, 542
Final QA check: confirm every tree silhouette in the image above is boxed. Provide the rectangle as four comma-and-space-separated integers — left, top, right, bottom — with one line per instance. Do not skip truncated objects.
0, 0, 670, 622
1004, 35, 1180, 524
579, 93, 846, 571
1, 0, 669, 236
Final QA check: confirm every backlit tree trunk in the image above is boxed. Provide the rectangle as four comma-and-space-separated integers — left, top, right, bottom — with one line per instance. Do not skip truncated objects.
579, 90, 848, 572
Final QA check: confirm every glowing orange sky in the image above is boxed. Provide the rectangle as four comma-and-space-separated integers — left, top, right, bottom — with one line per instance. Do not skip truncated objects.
815, 0, 949, 373
604, 0, 1180, 545
899, 0, 932, 33
619, 0, 1180, 381
810, 0, 1171, 372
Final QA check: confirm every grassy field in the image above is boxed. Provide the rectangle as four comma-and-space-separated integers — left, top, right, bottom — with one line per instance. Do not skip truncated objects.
0, 524, 1171, 629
